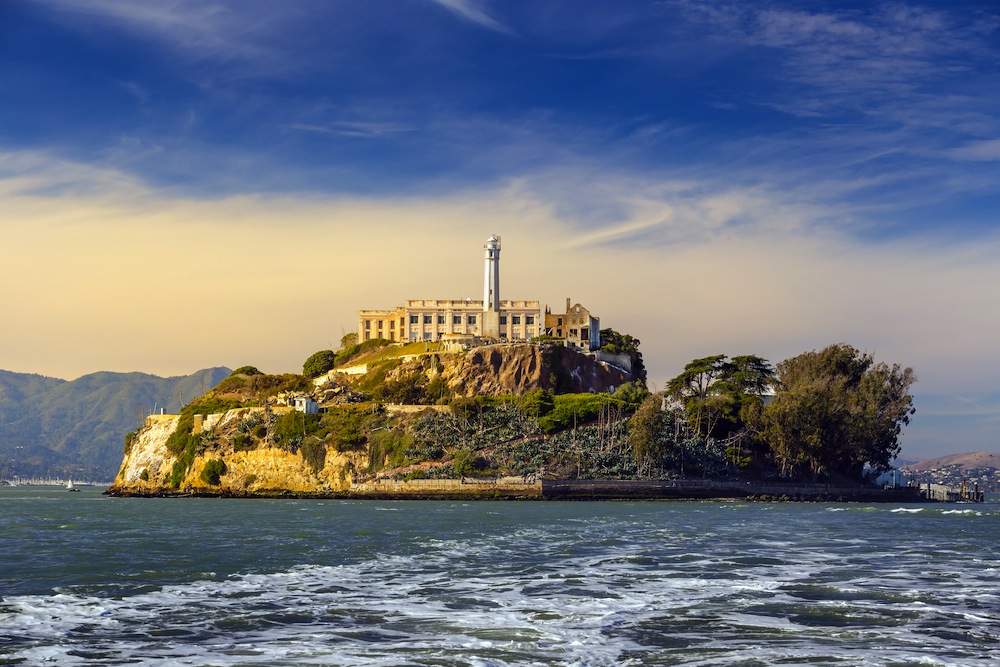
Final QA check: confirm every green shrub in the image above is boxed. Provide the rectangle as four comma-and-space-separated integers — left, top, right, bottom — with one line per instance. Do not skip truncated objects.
520, 389, 555, 418
170, 439, 197, 488
334, 338, 393, 367
448, 396, 481, 420
166, 410, 198, 456
139, 468, 149, 481
539, 393, 609, 434
300, 440, 327, 474
451, 449, 489, 477
373, 370, 428, 404
124, 429, 140, 454
366, 429, 414, 473
231, 366, 263, 376
357, 358, 403, 394
200, 459, 227, 486
303, 350, 337, 378
273, 412, 304, 449
231, 432, 251, 450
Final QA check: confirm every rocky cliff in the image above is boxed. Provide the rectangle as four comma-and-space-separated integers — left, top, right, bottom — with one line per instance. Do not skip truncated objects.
106, 343, 641, 498
442, 344, 631, 396
108, 408, 370, 496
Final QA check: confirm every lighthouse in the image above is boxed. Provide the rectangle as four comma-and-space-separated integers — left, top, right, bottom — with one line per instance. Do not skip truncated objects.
482, 234, 501, 337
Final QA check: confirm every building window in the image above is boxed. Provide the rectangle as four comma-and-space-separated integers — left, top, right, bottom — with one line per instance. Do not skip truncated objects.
557, 317, 563, 326
410, 315, 419, 324
500, 316, 507, 325
467, 315, 477, 325
424, 315, 433, 324
512, 316, 521, 324
526, 316, 534, 325
424, 332, 432, 340
390, 320, 395, 329
400, 318, 405, 327
365, 332, 371, 340
365, 320, 371, 329
438, 315, 445, 325
453, 315, 462, 325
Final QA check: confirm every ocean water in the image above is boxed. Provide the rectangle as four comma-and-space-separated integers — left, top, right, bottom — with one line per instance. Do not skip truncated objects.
1, 487, 998, 666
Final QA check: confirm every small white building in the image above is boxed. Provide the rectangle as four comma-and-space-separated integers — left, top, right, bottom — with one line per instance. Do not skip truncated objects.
293, 396, 319, 415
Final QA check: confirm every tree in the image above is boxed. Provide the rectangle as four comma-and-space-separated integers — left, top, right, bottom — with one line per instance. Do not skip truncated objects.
339, 332, 358, 351
303, 350, 337, 379
230, 366, 263, 377
628, 393, 673, 475
666, 355, 773, 441
520, 388, 555, 418
761, 344, 915, 480
599, 328, 647, 386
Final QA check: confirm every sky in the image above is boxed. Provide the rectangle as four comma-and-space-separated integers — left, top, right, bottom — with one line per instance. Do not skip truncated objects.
1, 0, 999, 459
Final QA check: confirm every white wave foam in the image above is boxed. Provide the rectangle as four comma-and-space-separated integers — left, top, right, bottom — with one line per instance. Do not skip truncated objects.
4, 506, 1000, 667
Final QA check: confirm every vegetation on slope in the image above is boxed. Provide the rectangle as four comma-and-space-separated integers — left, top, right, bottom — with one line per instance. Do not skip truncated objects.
144, 340, 915, 490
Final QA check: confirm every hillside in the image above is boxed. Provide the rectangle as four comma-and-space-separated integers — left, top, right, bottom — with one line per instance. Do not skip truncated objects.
0, 367, 232, 480
900, 451, 1000, 490
323, 342, 633, 401
106, 343, 649, 497
902, 451, 1000, 472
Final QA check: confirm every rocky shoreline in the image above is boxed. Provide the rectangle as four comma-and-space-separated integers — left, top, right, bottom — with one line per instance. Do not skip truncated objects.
104, 478, 930, 502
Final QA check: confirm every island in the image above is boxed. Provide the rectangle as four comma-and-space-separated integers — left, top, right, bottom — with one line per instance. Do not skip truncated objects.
106, 338, 929, 502
106, 236, 932, 502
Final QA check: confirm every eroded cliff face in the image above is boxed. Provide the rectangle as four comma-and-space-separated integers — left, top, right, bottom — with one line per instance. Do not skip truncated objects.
108, 408, 368, 496
113, 414, 180, 490
442, 344, 632, 396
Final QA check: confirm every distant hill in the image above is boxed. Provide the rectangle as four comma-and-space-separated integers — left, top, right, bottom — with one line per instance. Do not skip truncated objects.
902, 452, 1000, 472
900, 452, 1000, 490
0, 367, 231, 481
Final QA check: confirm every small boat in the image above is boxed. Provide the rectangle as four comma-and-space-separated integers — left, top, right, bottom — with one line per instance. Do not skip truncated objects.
66, 479, 80, 492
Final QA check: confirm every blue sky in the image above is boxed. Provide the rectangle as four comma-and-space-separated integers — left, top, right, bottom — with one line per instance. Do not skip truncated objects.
2, 0, 999, 458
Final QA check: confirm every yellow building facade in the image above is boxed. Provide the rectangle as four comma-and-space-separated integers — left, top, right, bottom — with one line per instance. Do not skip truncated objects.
356, 237, 597, 350
359, 299, 542, 343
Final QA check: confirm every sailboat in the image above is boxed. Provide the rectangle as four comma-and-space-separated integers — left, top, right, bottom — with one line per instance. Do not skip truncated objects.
66, 479, 80, 492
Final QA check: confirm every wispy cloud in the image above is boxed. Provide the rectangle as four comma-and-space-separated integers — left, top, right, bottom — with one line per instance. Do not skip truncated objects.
286, 121, 413, 139
669, 2, 1000, 133
947, 138, 1000, 162
427, 0, 513, 35
32, 0, 285, 65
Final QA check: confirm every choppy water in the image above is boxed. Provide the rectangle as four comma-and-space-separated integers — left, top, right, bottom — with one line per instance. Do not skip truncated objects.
1, 486, 998, 666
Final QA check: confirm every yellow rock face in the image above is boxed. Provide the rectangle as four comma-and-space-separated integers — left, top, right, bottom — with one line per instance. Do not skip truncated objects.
108, 409, 370, 496
113, 414, 180, 491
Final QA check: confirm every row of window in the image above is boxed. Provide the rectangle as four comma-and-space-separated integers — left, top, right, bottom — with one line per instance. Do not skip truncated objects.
408, 332, 533, 341
366, 314, 538, 330
364, 318, 405, 330
401, 314, 536, 326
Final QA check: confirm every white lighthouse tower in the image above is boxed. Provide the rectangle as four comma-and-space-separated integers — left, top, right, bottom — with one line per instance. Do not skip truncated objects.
482, 234, 501, 337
